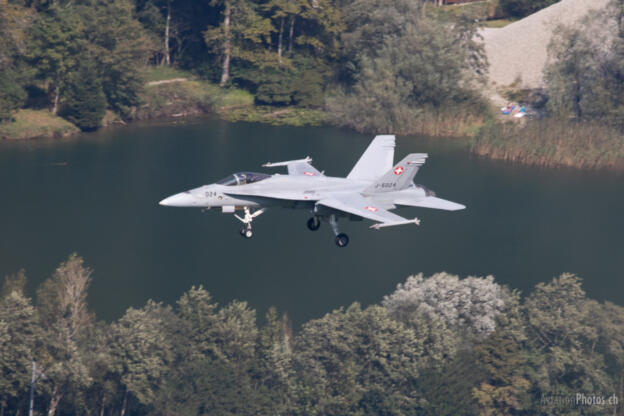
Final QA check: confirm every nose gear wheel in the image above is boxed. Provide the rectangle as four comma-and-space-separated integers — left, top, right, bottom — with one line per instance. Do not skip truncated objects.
234, 207, 265, 239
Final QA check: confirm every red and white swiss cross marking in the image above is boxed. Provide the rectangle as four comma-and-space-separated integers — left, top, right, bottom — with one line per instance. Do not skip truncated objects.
365, 206, 378, 212
394, 166, 404, 175
303, 171, 316, 176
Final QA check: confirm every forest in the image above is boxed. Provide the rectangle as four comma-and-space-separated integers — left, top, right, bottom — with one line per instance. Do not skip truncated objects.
1, 254, 623, 415
3, 0, 622, 138
0, 0, 490, 132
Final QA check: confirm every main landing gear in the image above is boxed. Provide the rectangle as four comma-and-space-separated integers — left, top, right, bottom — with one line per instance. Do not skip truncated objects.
307, 216, 321, 231
234, 207, 265, 239
329, 214, 349, 248
307, 214, 349, 247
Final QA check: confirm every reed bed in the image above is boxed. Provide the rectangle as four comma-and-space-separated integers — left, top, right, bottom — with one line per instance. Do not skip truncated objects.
471, 119, 624, 170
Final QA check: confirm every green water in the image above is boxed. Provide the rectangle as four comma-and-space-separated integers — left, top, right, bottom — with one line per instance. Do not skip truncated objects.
1, 117, 623, 325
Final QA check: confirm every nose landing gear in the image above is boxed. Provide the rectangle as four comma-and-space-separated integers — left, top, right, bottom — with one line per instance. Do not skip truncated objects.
235, 207, 265, 239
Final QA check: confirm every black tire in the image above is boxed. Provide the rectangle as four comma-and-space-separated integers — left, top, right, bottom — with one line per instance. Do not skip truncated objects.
307, 217, 321, 231
244, 229, 253, 239
335, 233, 349, 247
240, 228, 246, 236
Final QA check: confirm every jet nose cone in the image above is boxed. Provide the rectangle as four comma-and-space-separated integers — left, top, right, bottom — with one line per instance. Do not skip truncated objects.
159, 192, 197, 207
159, 196, 173, 206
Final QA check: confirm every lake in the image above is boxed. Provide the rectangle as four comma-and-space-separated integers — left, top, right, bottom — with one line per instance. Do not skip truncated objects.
1, 117, 623, 325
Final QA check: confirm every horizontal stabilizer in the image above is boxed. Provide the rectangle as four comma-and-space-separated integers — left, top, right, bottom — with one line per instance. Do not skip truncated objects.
394, 196, 465, 211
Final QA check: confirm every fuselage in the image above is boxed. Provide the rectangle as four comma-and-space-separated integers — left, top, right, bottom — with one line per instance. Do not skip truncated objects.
158, 173, 430, 210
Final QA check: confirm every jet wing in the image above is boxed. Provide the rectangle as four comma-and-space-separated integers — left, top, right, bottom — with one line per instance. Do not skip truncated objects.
316, 193, 420, 228
394, 196, 465, 211
262, 157, 323, 177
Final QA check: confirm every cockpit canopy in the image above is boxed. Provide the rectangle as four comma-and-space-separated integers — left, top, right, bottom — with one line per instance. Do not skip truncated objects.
217, 172, 271, 186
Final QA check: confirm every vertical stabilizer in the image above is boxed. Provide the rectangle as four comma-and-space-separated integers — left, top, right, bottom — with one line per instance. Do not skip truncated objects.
347, 135, 395, 181
364, 153, 428, 193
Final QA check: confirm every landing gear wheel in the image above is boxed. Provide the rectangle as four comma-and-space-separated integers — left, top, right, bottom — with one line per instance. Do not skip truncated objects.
240, 227, 253, 238
307, 217, 321, 231
335, 233, 349, 247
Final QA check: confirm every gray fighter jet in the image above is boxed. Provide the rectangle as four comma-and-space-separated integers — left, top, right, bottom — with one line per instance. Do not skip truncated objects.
159, 135, 465, 247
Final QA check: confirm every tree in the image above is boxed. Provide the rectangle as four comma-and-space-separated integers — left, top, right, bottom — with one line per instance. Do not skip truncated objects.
81, 323, 123, 416
472, 294, 531, 416
110, 300, 175, 413
1, 269, 27, 299
294, 303, 424, 415
0, 287, 40, 415
0, 0, 31, 121
26, 7, 85, 115
252, 307, 295, 414
338, 0, 421, 67
383, 272, 511, 340
82, 0, 152, 117
148, 287, 264, 415
522, 274, 613, 415
545, 1, 624, 128
36, 253, 95, 416
204, 0, 273, 87
326, 11, 486, 133
60, 61, 106, 130
0, 69, 26, 121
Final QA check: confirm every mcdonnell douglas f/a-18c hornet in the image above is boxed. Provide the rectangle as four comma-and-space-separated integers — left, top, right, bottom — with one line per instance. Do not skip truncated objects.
159, 135, 465, 247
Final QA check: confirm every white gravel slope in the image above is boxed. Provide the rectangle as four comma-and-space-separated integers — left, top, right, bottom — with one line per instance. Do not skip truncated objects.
481, 0, 610, 89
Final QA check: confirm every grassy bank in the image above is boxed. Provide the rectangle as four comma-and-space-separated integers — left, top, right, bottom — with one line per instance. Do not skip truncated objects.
471, 119, 624, 170
220, 106, 327, 126
0, 109, 79, 140
134, 79, 254, 120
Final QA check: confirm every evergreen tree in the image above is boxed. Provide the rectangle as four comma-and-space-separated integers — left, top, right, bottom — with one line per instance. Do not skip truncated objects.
0, 69, 26, 122
60, 61, 106, 131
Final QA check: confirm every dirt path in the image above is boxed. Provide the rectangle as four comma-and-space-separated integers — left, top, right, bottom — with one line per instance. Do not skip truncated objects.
146, 78, 188, 86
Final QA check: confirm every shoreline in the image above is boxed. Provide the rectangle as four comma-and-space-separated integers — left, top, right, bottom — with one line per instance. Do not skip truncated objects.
2, 85, 624, 172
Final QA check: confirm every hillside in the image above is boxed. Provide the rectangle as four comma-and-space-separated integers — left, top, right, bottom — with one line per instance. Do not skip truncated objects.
481, 0, 610, 89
